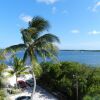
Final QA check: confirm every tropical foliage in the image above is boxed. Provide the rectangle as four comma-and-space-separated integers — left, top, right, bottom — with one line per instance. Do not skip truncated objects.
5, 16, 59, 64
38, 62, 100, 100
7, 56, 29, 86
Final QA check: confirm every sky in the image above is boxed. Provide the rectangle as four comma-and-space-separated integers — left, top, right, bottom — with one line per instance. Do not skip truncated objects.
1, 0, 100, 50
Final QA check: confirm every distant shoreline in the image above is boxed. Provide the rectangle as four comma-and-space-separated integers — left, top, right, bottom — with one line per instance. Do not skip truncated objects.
1, 49, 100, 52
60, 50, 100, 52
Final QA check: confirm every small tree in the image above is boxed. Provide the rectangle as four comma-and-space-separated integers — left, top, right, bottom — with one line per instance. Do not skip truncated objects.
7, 56, 29, 87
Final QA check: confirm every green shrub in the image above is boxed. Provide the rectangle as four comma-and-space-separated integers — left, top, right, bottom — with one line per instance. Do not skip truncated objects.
83, 95, 100, 100
38, 61, 100, 100
11, 88, 22, 94
0, 90, 6, 100
83, 95, 92, 100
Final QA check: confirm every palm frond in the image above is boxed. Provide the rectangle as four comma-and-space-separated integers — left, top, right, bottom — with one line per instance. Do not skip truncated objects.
21, 29, 33, 44
23, 49, 29, 63
21, 28, 39, 42
29, 16, 50, 32
33, 34, 60, 47
43, 49, 58, 63
43, 34, 60, 43
34, 49, 46, 61
7, 70, 14, 77
32, 41, 59, 58
28, 49, 38, 65
43, 43, 59, 55
17, 67, 29, 75
35, 47, 58, 62
5, 44, 26, 53
34, 43, 58, 61
19, 71, 29, 75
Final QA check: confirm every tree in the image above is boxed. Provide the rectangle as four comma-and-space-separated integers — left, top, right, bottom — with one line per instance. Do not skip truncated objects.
5, 16, 59, 99
0, 52, 6, 100
39, 62, 100, 100
7, 56, 29, 87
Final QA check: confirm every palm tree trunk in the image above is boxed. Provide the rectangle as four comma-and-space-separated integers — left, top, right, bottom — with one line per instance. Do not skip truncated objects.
30, 55, 37, 100
15, 75, 17, 88
31, 70, 36, 100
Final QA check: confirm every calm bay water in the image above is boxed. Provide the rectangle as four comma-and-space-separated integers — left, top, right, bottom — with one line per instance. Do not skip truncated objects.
6, 50, 100, 66
58, 51, 100, 66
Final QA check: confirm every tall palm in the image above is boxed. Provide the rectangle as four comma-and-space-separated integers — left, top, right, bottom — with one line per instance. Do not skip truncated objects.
7, 56, 29, 87
5, 16, 59, 99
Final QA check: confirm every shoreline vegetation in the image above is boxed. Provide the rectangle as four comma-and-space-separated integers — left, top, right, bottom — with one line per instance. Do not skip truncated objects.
1, 61, 100, 100
37, 61, 100, 100
0, 53, 100, 100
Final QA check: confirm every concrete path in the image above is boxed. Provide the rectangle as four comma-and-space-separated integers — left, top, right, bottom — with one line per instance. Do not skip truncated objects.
9, 86, 58, 100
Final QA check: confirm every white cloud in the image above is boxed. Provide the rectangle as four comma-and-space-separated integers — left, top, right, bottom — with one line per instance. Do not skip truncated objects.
71, 29, 80, 34
91, 1, 100, 12
88, 30, 100, 35
36, 0, 58, 4
19, 14, 32, 23
52, 6, 57, 14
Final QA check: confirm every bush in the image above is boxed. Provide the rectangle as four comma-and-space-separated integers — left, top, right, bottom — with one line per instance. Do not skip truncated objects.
0, 90, 6, 100
38, 61, 100, 100
83, 95, 100, 100
83, 95, 92, 100
10, 88, 22, 94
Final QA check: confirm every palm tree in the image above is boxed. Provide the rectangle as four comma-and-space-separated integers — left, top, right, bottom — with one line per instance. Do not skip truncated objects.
5, 16, 59, 99
0, 52, 6, 100
7, 56, 29, 87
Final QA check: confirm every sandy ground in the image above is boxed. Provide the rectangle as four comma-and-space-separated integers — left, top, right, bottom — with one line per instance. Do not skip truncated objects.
9, 85, 58, 100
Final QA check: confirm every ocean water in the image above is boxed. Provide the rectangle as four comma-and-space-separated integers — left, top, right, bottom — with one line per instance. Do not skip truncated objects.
5, 51, 100, 66
58, 51, 100, 66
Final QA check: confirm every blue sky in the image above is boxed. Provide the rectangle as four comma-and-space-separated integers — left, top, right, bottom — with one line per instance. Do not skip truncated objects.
1, 0, 100, 50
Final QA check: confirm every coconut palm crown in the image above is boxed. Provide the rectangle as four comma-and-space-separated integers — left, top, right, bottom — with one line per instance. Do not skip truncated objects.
5, 16, 60, 64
